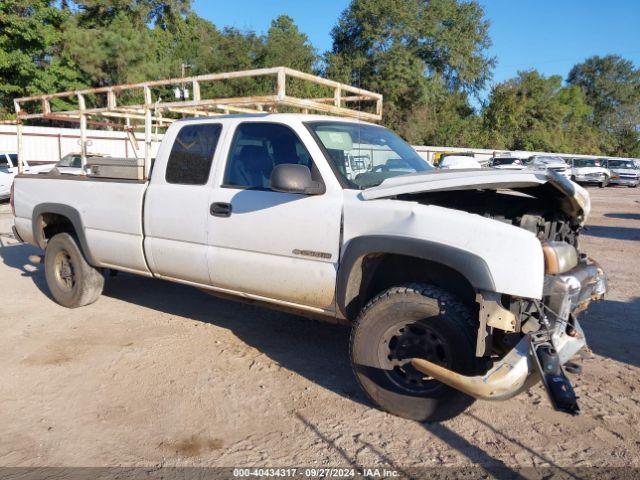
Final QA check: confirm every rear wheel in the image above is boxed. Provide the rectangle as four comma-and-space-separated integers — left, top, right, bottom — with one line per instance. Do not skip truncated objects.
350, 284, 478, 421
44, 233, 104, 308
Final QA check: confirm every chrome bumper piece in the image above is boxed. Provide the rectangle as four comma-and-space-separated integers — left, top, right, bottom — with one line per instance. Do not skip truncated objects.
610, 177, 639, 186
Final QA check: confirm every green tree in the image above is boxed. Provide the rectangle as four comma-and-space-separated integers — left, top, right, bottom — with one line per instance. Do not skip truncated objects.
151, 12, 222, 78
262, 15, 317, 72
568, 55, 640, 156
71, 0, 190, 28
62, 1, 194, 87
0, 1, 84, 117
328, 0, 493, 91
483, 70, 603, 153
326, 0, 493, 140
568, 55, 640, 125
62, 12, 163, 87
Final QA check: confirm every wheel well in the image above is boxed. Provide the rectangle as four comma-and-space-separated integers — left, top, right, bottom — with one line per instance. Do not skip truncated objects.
344, 253, 477, 321
37, 213, 77, 247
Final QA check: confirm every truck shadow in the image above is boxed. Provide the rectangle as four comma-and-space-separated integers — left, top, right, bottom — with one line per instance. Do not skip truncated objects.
603, 212, 640, 220
0, 239, 49, 294
3, 237, 639, 380
102, 272, 369, 407
3, 239, 639, 375
582, 224, 640, 241
579, 297, 640, 368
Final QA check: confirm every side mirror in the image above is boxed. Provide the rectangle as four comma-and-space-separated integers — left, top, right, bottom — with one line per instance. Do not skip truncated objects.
270, 164, 324, 195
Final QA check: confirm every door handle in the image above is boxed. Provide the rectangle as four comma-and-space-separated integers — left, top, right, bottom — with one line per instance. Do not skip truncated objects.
210, 202, 232, 217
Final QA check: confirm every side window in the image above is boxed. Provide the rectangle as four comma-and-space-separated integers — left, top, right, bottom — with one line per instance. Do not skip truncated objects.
166, 124, 222, 185
0, 155, 8, 168
223, 123, 314, 189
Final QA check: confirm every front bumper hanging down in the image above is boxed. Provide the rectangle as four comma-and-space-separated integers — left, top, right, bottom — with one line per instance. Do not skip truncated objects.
411, 260, 607, 410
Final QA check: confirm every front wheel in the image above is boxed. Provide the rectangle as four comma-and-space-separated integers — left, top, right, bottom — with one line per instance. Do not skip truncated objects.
350, 284, 478, 421
44, 232, 104, 308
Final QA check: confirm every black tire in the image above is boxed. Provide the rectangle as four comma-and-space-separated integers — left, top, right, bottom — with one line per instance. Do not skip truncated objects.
44, 232, 104, 308
350, 283, 478, 422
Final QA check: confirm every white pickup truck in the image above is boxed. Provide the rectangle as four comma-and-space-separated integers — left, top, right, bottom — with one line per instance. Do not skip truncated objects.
11, 114, 607, 421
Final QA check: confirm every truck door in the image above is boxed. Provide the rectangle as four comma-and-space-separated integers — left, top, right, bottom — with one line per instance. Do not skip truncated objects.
207, 121, 342, 311
144, 122, 224, 284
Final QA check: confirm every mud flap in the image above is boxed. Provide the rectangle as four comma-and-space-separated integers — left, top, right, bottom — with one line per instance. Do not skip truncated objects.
529, 332, 580, 415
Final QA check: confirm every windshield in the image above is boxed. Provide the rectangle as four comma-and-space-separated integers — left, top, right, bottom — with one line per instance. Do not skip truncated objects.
573, 159, 600, 167
58, 154, 82, 168
532, 156, 566, 165
493, 157, 520, 165
608, 160, 635, 169
307, 121, 433, 189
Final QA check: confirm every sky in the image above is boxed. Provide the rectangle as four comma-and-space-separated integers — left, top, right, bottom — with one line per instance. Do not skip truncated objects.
193, 0, 640, 95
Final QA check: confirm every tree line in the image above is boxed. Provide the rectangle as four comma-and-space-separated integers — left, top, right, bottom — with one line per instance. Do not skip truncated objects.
1, 0, 639, 157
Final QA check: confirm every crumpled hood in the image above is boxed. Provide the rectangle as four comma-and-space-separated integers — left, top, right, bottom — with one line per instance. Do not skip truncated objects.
362, 169, 591, 223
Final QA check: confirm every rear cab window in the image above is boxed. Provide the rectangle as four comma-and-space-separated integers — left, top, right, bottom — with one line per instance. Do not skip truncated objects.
166, 123, 222, 185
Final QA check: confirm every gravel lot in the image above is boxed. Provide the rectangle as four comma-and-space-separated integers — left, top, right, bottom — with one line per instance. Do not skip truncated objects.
0, 186, 638, 474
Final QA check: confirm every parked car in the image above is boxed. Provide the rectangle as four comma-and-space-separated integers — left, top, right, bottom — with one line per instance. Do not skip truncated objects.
438, 155, 482, 169
0, 152, 54, 200
525, 155, 571, 178
568, 158, 610, 188
50, 152, 107, 175
603, 159, 639, 187
12, 114, 607, 421
488, 156, 526, 170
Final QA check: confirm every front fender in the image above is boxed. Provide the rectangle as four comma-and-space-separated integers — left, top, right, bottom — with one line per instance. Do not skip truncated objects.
341, 194, 545, 307
336, 235, 496, 318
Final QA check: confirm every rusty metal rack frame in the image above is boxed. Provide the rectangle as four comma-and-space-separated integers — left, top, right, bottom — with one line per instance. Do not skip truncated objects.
13, 66, 383, 177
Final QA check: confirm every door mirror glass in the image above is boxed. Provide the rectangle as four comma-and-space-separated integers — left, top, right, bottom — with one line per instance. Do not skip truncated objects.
270, 164, 324, 195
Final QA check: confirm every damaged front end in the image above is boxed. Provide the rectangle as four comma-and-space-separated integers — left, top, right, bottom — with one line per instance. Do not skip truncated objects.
412, 253, 607, 414
400, 171, 607, 414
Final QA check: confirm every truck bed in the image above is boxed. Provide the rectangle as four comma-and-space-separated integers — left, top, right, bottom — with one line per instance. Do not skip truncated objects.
13, 174, 151, 276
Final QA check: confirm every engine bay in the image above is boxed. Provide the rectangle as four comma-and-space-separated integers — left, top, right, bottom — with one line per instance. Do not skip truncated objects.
401, 188, 582, 246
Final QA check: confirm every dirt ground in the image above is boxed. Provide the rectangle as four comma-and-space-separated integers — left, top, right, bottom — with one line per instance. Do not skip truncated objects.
0, 186, 639, 475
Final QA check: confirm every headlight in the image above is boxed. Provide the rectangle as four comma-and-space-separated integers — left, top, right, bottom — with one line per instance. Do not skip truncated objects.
542, 241, 578, 274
